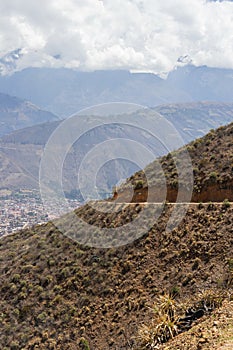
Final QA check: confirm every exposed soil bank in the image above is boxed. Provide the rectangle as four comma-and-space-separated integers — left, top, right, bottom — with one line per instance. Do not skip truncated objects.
114, 181, 233, 203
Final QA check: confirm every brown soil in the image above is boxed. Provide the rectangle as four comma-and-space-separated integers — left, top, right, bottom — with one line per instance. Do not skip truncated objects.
115, 181, 233, 203
1, 122, 233, 349
0, 202, 233, 349
159, 300, 233, 350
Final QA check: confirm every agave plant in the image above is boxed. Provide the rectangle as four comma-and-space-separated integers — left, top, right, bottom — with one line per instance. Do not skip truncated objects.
154, 293, 178, 319
138, 294, 180, 348
154, 313, 179, 343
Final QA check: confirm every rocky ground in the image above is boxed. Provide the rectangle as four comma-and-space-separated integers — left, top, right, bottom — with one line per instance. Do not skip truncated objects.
160, 300, 233, 350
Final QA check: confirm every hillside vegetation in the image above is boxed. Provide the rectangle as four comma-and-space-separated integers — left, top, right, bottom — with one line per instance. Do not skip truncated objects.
0, 122, 233, 349
118, 122, 233, 202
0, 202, 233, 349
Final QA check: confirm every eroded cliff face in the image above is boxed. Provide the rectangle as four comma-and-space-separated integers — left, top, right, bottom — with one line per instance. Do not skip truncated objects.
114, 181, 233, 203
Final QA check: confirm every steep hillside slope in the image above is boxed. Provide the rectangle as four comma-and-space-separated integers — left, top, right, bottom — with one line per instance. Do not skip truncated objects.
0, 122, 233, 349
0, 93, 59, 137
0, 144, 42, 190
118, 122, 233, 202
0, 203, 233, 349
156, 102, 233, 142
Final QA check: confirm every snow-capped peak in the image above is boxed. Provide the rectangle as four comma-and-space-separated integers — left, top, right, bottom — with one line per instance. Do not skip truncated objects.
177, 55, 193, 66
0, 48, 24, 75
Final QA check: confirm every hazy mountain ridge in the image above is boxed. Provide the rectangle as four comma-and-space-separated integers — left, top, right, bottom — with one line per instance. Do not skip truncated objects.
0, 102, 233, 195
0, 65, 233, 117
0, 92, 59, 137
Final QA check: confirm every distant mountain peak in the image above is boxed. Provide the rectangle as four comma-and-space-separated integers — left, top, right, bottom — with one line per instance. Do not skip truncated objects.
177, 54, 193, 65
0, 48, 24, 75
0, 92, 59, 137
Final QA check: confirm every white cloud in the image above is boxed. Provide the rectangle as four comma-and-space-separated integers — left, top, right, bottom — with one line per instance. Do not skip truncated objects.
0, 0, 233, 74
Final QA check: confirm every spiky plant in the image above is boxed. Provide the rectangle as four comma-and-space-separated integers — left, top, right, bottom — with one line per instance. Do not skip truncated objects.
197, 289, 225, 311
154, 313, 179, 343
138, 294, 180, 348
138, 313, 179, 348
154, 293, 178, 319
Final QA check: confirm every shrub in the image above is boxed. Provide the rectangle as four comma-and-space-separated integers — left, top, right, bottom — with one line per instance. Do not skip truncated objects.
79, 337, 90, 350
138, 289, 226, 348
37, 311, 48, 323
12, 274, 20, 283
222, 199, 231, 209
10, 341, 19, 350
209, 171, 218, 182
170, 286, 180, 297
228, 259, 233, 271
138, 314, 179, 348
197, 289, 225, 310
135, 180, 144, 190
138, 294, 179, 348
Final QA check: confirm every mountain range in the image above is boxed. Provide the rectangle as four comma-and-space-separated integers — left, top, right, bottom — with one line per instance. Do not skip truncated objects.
0, 65, 233, 117
0, 92, 59, 137
0, 102, 233, 196
0, 44, 233, 350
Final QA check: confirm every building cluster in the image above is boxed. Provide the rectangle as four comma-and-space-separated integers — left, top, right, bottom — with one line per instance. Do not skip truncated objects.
0, 191, 81, 238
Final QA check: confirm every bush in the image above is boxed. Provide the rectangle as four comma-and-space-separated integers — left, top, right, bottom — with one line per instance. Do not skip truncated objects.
209, 172, 218, 182
137, 290, 226, 348
222, 199, 231, 209
135, 180, 144, 190
79, 338, 90, 350
138, 294, 179, 348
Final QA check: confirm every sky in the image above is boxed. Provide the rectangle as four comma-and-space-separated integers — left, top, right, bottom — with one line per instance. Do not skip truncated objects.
0, 0, 233, 74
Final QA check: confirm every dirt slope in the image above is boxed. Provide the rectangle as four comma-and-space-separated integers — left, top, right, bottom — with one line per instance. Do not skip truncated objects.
117, 122, 233, 203
0, 202, 233, 349
0, 122, 233, 349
